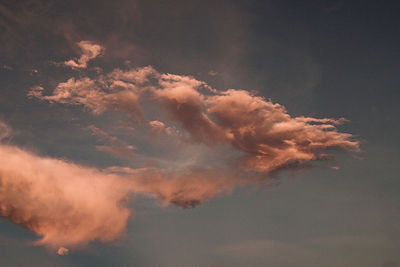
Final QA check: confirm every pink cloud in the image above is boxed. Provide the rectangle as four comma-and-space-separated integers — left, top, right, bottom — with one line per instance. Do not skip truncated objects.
29, 65, 359, 173
0, 144, 131, 250
0, 120, 12, 141
30, 77, 143, 122
148, 120, 174, 136
57, 247, 69, 256
108, 65, 158, 84
89, 125, 136, 158
152, 73, 229, 145
64, 40, 104, 69
0, 141, 242, 251
0, 120, 241, 251
21, 54, 361, 252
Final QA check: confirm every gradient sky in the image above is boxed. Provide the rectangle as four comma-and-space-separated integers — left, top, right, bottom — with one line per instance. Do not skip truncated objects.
0, 0, 399, 266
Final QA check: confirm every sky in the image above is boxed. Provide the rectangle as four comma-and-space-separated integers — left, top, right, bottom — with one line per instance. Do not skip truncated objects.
0, 0, 399, 266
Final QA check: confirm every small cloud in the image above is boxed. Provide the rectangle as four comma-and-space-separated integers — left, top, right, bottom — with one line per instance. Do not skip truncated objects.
27, 85, 44, 99
89, 125, 136, 159
57, 247, 69, 256
64, 40, 105, 69
148, 120, 174, 136
29, 69, 39, 76
0, 120, 12, 141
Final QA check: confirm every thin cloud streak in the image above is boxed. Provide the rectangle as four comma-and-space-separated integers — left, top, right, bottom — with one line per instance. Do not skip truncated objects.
88, 125, 136, 158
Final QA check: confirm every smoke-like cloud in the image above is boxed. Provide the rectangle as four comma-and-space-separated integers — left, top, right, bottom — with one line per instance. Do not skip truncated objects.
0, 120, 12, 141
63, 40, 104, 69
29, 57, 359, 173
0, 143, 131, 249
0, 118, 239, 250
88, 125, 136, 158
0, 139, 240, 251
148, 120, 174, 136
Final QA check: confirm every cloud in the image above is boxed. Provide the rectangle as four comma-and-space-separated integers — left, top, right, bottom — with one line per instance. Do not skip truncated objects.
152, 73, 230, 145
57, 247, 69, 256
206, 89, 359, 171
88, 125, 136, 158
20, 42, 361, 251
125, 167, 242, 208
0, 143, 131, 249
108, 65, 158, 84
29, 61, 359, 173
148, 120, 174, 136
0, 120, 12, 141
64, 40, 104, 69
0, 141, 238, 250
30, 77, 143, 122
0, 121, 243, 250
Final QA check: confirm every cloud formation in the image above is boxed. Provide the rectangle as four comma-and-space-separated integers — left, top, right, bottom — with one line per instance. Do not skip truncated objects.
88, 125, 136, 158
0, 120, 11, 141
14, 40, 361, 252
0, 119, 238, 250
63, 41, 104, 69
148, 120, 174, 136
0, 143, 131, 249
29, 60, 359, 173
0, 139, 239, 250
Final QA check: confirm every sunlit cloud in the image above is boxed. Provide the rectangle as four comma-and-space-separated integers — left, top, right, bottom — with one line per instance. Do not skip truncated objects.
63, 41, 104, 69
0, 127, 241, 251
4, 40, 361, 253
88, 125, 136, 158
29, 47, 359, 174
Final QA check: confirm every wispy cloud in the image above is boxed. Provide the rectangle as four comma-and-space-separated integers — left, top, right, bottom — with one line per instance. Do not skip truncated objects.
0, 122, 241, 251
0, 120, 12, 141
29, 51, 359, 174
148, 120, 175, 136
0, 141, 131, 250
88, 125, 136, 158
63, 41, 104, 69
15, 40, 361, 253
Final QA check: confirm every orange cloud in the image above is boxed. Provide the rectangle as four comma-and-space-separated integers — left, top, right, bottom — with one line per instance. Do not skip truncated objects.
148, 120, 174, 136
88, 125, 136, 158
0, 144, 131, 249
0, 120, 11, 141
206, 89, 359, 171
20, 44, 361, 252
29, 64, 359, 173
0, 121, 244, 251
30, 77, 143, 122
64, 40, 104, 69
0, 141, 244, 251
